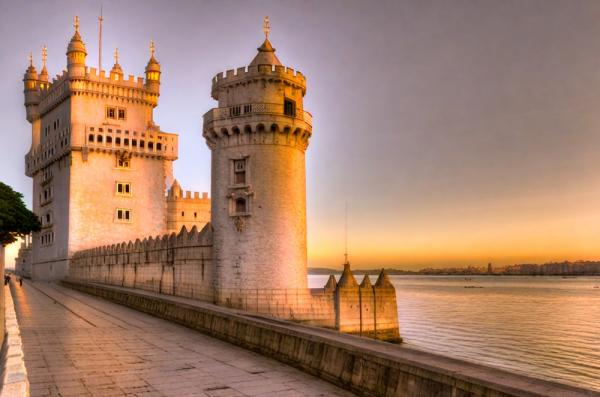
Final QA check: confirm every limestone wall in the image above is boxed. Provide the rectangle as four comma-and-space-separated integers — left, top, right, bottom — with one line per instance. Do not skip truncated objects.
70, 225, 214, 301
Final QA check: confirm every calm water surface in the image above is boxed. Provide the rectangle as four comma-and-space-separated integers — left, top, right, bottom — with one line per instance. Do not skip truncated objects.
309, 275, 600, 391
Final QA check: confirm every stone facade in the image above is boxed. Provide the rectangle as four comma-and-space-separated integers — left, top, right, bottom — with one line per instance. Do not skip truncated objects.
21, 21, 178, 280
203, 37, 312, 303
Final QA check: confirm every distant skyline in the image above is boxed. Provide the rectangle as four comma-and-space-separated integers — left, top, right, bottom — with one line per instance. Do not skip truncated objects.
3, 0, 600, 270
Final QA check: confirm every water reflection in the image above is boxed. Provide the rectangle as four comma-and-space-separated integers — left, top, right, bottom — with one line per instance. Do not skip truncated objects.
309, 275, 600, 391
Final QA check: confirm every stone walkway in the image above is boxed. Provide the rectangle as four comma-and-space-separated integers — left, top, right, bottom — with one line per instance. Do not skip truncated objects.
11, 280, 355, 397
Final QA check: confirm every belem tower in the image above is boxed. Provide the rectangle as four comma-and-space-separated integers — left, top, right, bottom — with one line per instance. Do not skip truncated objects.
15, 17, 400, 342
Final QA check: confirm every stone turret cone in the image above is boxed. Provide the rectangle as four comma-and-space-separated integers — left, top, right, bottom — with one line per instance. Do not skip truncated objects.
67, 30, 86, 56
337, 262, 358, 288
250, 38, 282, 66
324, 275, 337, 291
375, 268, 393, 288
360, 275, 373, 288
169, 179, 182, 198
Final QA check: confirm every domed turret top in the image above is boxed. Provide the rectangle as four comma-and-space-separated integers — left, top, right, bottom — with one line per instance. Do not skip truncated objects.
67, 16, 87, 55
145, 40, 161, 73
39, 45, 49, 82
249, 16, 282, 66
25, 52, 37, 77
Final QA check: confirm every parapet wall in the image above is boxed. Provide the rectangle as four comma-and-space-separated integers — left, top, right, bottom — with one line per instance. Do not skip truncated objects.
211, 64, 306, 99
70, 225, 214, 301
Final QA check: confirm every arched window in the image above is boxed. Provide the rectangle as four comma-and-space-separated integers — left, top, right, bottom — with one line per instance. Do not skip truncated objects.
97, 135, 103, 143
235, 198, 246, 214
88, 134, 94, 142
106, 136, 112, 144
156, 143, 162, 151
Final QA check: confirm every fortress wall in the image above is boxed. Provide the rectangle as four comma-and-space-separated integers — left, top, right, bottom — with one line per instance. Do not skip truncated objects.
69, 225, 398, 340
69, 225, 214, 301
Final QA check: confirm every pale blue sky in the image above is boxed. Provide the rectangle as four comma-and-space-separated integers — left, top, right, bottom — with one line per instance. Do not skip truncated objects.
3, 0, 600, 269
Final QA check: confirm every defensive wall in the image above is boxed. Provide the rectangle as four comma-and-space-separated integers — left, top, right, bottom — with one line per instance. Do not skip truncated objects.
61, 280, 596, 397
68, 225, 400, 341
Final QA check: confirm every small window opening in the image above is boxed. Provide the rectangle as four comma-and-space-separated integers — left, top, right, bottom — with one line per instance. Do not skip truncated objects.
284, 99, 296, 117
235, 198, 247, 214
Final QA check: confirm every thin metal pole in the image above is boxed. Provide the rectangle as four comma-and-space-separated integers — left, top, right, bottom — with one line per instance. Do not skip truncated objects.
98, 5, 103, 71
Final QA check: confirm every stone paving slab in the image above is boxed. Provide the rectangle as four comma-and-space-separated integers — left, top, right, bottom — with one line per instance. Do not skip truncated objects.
11, 280, 355, 397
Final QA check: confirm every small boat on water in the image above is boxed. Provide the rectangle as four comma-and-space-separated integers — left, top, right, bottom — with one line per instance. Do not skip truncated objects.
464, 285, 483, 289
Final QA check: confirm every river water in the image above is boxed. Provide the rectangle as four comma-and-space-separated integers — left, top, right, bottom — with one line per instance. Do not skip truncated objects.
308, 275, 600, 391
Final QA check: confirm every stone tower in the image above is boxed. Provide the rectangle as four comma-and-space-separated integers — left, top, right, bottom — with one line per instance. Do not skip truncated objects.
23, 18, 178, 280
203, 21, 313, 303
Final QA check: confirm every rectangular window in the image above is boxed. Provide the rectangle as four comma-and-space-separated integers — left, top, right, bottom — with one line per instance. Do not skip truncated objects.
116, 208, 132, 222
230, 106, 241, 117
118, 108, 126, 120
106, 107, 116, 119
117, 158, 130, 168
234, 159, 246, 184
284, 99, 296, 117
115, 182, 132, 196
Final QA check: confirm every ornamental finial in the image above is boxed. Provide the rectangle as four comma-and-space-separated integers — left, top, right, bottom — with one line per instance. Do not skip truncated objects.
150, 40, 155, 57
263, 16, 270, 39
74, 15, 80, 32
42, 45, 47, 67
114, 48, 119, 64
28, 52, 33, 67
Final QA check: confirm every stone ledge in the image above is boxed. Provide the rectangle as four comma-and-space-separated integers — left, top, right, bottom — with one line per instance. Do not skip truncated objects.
61, 279, 598, 397
0, 285, 29, 397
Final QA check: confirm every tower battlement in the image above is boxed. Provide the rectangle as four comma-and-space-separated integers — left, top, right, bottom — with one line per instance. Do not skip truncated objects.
166, 180, 211, 234
211, 65, 306, 100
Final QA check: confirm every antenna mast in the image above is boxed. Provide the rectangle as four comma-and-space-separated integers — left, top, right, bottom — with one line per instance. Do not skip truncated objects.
344, 201, 349, 265
98, 5, 103, 71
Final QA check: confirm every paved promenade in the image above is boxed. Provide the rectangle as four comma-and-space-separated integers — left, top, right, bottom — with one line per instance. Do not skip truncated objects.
10, 280, 355, 397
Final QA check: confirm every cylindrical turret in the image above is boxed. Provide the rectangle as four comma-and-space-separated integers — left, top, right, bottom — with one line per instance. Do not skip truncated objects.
66, 16, 87, 78
23, 54, 40, 123
145, 41, 161, 101
203, 24, 313, 304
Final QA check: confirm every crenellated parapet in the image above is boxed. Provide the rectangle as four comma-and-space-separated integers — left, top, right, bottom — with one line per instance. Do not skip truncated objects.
71, 224, 213, 263
211, 65, 306, 100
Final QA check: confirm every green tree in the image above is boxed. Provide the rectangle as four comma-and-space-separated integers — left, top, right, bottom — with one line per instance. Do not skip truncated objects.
0, 182, 40, 246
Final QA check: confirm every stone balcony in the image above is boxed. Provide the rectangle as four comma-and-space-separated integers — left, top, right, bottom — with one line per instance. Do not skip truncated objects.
203, 102, 312, 128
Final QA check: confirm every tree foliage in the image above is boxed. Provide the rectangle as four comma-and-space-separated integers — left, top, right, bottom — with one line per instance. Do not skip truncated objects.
0, 182, 40, 246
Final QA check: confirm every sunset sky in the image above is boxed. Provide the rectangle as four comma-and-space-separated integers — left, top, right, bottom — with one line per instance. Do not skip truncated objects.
2, 0, 600, 270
